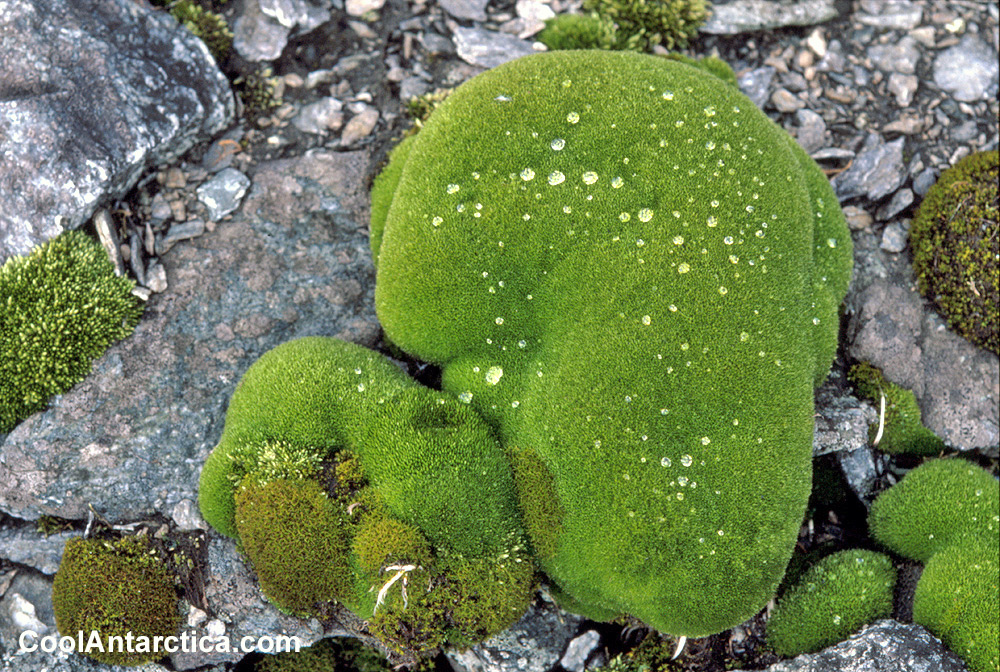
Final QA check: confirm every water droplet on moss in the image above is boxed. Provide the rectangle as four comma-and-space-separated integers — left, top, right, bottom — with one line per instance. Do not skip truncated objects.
662, 90, 674, 100
485, 366, 503, 385
567, 111, 580, 124
638, 208, 653, 222
681, 454, 693, 467
458, 391, 473, 403
520, 168, 535, 181
611, 176, 624, 188
548, 171, 565, 186
672, 235, 684, 245
582, 171, 598, 185
678, 263, 691, 274
447, 184, 460, 194
432, 216, 443, 227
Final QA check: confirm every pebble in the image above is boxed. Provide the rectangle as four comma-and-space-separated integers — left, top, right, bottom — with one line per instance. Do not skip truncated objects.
876, 189, 914, 222
233, 3, 290, 62
806, 28, 827, 58
700, 0, 838, 34
887, 72, 918, 106
793, 108, 826, 154
196, 167, 251, 221
912, 167, 939, 196
345, 0, 386, 15
771, 87, 805, 112
452, 26, 538, 69
560, 630, 601, 672
832, 134, 906, 202
842, 205, 874, 231
440, 0, 489, 21
400, 75, 432, 101
879, 219, 909, 253
340, 107, 380, 145
856, 0, 923, 30
932, 34, 1000, 102
146, 260, 168, 293
150, 192, 173, 222
866, 35, 920, 75
201, 137, 242, 172
883, 115, 923, 135
419, 31, 455, 56
737, 66, 775, 109
171, 498, 206, 531
950, 119, 979, 143
293, 97, 345, 134
260, 0, 330, 29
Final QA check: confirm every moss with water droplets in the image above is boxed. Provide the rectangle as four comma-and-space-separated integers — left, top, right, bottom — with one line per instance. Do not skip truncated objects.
371, 50, 852, 637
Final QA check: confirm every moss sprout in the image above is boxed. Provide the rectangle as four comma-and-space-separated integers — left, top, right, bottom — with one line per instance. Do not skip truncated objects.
581, 0, 708, 51
52, 536, 180, 666
848, 362, 945, 455
0, 230, 143, 432
537, 14, 620, 51
910, 150, 999, 354
167, 0, 233, 63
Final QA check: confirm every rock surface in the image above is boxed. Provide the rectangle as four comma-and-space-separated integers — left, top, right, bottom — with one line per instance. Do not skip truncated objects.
0, 0, 234, 263
731, 620, 968, 672
0, 150, 380, 524
701, 0, 838, 34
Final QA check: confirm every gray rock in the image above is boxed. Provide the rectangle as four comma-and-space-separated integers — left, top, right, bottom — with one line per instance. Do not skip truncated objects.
0, 523, 75, 575
771, 88, 805, 113
559, 629, 601, 672
419, 31, 456, 56
0, 0, 234, 264
737, 66, 776, 109
233, 0, 291, 61
700, 0, 838, 34
732, 620, 967, 672
293, 97, 345, 135
846, 247, 1000, 451
836, 445, 885, 503
440, 0, 490, 22
0, 150, 381, 523
340, 107, 380, 146
912, 168, 938, 197
452, 27, 538, 70
400, 76, 432, 101
877, 189, 914, 222
856, 0, 923, 30
260, 0, 331, 29
887, 72, 919, 107
879, 221, 909, 253
832, 134, 906, 202
196, 168, 252, 221
950, 119, 980, 143
448, 595, 585, 672
793, 109, 826, 153
345, 0, 386, 17
813, 380, 878, 457
158, 219, 207, 255
933, 34, 1000, 103
867, 36, 920, 75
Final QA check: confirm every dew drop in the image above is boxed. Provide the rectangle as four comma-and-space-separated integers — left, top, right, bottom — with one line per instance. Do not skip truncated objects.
668, 304, 678, 312
740, 331, 750, 342
567, 111, 580, 124
812, 317, 820, 325
458, 391, 473, 403
511, 400, 520, 408
678, 476, 689, 486
678, 263, 691, 274
701, 436, 711, 445
704, 105, 716, 117
681, 454, 693, 467
582, 171, 598, 185
729, 255, 739, 264
518, 340, 527, 348
495, 317, 504, 325
705, 140, 716, 150
520, 168, 535, 181
660, 456, 672, 467
672, 235, 684, 245
724, 236, 734, 245
827, 238, 837, 248
707, 216, 718, 227
611, 176, 624, 188
680, 342, 690, 351
485, 366, 503, 385
548, 171, 566, 185
660, 408, 669, 416
676, 492, 685, 500
563, 205, 572, 214
446, 183, 460, 194
432, 216, 443, 227
551, 138, 565, 150
642, 315, 651, 326
619, 212, 631, 222
638, 208, 653, 222
662, 90, 674, 100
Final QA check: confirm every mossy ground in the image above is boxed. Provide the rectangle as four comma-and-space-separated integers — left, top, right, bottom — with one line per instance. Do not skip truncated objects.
848, 362, 945, 456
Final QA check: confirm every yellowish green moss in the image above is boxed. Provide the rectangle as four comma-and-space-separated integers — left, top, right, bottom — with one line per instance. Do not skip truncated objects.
910, 150, 999, 354
52, 536, 180, 667
848, 362, 945, 455
581, 0, 708, 51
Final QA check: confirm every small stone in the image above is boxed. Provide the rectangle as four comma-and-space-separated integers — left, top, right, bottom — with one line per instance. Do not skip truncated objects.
196, 167, 251, 221
910, 26, 936, 48
857, 0, 923, 30
163, 166, 187, 189
345, 0, 386, 16
349, 20, 378, 39
171, 498, 206, 531
797, 50, 814, 69
950, 119, 979, 143
700, 0, 838, 34
150, 192, 173, 222
887, 72, 919, 106
737, 66, 775, 109
933, 34, 1000, 102
202, 137, 243, 173
878, 189, 915, 222
912, 167, 938, 196
831, 134, 906, 202
233, 2, 290, 62
516, 0, 555, 23
806, 28, 827, 57
883, 116, 924, 135
187, 605, 209, 628
260, 0, 330, 30
419, 31, 455, 55
440, 0, 490, 21
793, 108, 826, 154
867, 36, 920, 74
452, 26, 538, 69
879, 220, 909, 252
146, 260, 168, 293
771, 88, 805, 113
560, 630, 601, 672
842, 205, 873, 231
293, 97, 345, 134
340, 107, 379, 146
400, 76, 432, 101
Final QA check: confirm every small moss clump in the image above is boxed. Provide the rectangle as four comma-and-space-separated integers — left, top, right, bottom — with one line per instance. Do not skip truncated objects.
0, 230, 143, 432
848, 362, 945, 455
254, 636, 393, 672
52, 536, 180, 666
167, 0, 233, 63
581, 0, 708, 51
537, 14, 620, 51
766, 550, 896, 657
910, 150, 999, 354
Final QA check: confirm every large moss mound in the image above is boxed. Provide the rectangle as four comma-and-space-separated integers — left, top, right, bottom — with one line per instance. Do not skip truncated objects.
910, 150, 999, 354
372, 50, 852, 637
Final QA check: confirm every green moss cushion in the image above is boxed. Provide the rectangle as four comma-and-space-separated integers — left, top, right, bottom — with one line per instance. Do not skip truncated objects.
848, 362, 945, 455
52, 537, 180, 667
910, 150, 998, 354
913, 540, 999, 672
371, 50, 852, 636
868, 458, 999, 563
766, 550, 896, 657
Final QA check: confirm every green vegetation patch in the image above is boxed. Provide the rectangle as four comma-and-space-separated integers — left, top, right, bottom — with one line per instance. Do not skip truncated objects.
581, 0, 708, 51
0, 230, 142, 432
766, 549, 896, 657
52, 536, 180, 666
371, 50, 852, 637
910, 150, 999, 354
848, 362, 945, 455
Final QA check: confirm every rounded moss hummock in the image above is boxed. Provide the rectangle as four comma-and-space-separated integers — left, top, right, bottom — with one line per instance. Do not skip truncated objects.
766, 549, 896, 657
910, 150, 999, 355
52, 536, 180, 667
847, 362, 944, 455
371, 50, 853, 637
868, 458, 999, 563
913, 540, 999, 672
0, 230, 143, 432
